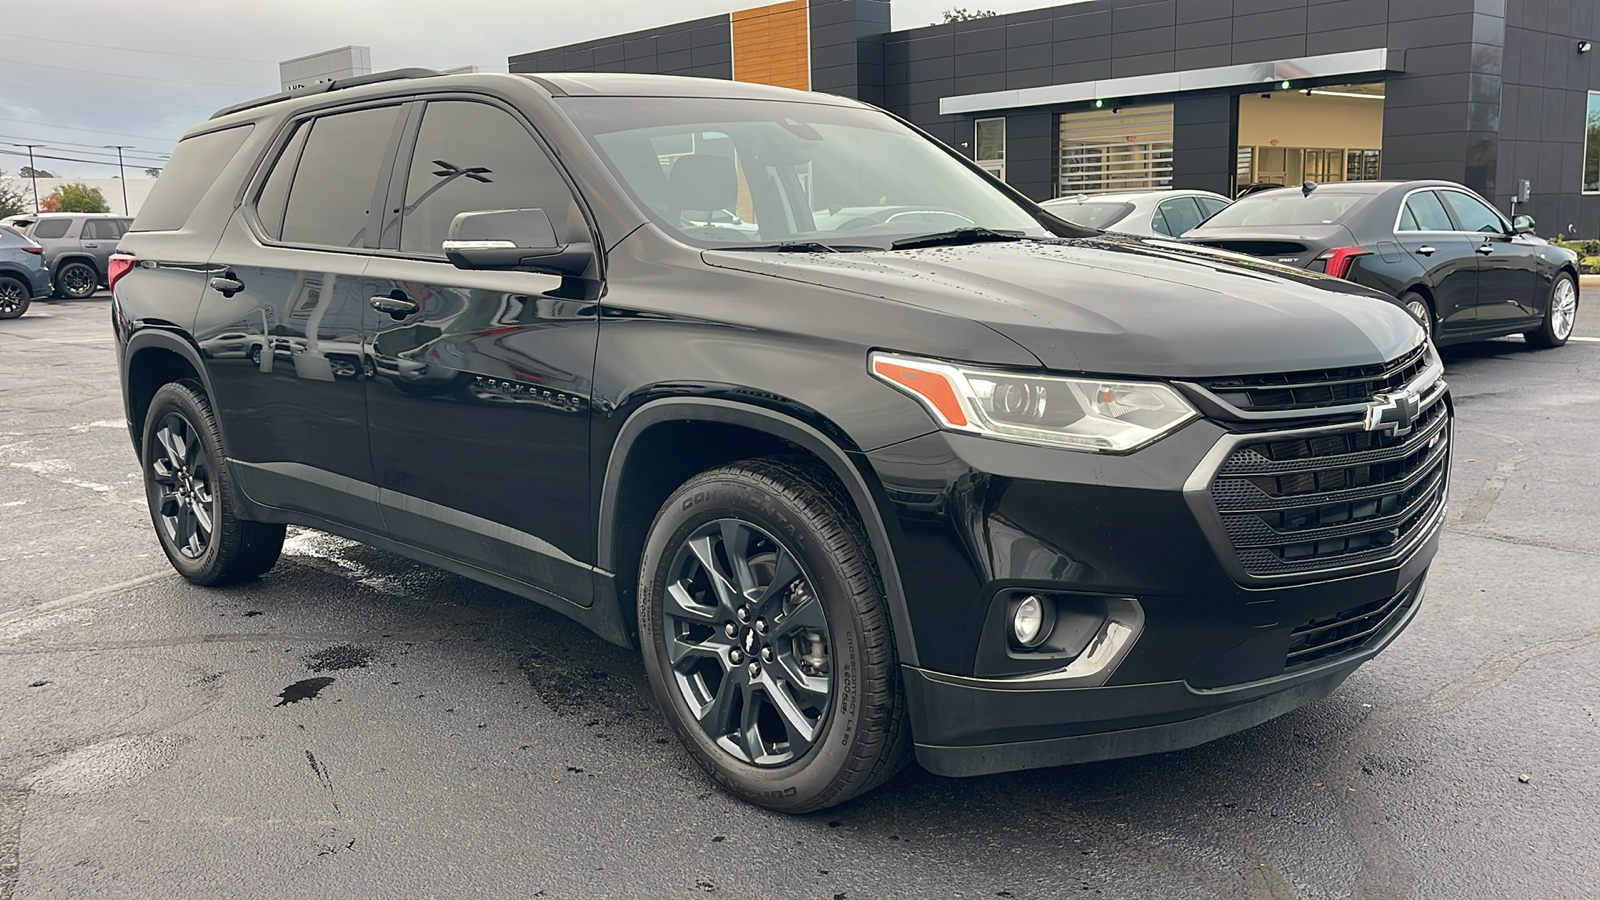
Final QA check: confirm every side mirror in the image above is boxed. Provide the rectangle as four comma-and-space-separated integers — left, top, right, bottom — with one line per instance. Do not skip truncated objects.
1512, 214, 1536, 235
443, 208, 597, 279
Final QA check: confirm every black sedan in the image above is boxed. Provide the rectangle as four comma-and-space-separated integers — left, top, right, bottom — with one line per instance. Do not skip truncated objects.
1181, 180, 1580, 348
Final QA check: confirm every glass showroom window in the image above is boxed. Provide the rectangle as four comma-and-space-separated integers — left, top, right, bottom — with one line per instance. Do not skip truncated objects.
1585, 92, 1600, 193
975, 117, 1005, 181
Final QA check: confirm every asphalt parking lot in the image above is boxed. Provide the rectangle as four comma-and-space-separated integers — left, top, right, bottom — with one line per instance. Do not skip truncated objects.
3, 291, 1598, 899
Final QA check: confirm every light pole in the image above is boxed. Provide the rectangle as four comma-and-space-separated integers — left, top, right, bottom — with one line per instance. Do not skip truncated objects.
103, 145, 133, 214
7, 143, 45, 212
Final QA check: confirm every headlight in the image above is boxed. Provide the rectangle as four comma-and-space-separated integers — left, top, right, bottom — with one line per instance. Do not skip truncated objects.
869, 352, 1197, 452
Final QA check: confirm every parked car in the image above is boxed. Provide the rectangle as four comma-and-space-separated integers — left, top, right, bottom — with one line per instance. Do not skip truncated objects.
0, 224, 51, 319
1182, 180, 1580, 347
116, 70, 1447, 812
1041, 189, 1230, 237
18, 212, 133, 299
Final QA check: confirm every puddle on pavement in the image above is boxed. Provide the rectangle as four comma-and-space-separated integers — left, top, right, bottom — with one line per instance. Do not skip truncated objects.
274, 677, 335, 707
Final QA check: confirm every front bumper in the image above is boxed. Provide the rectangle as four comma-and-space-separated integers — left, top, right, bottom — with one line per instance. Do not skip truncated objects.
905, 576, 1423, 777
865, 386, 1447, 776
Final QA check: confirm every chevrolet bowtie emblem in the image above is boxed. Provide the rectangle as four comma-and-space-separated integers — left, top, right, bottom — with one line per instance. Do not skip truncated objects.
1364, 389, 1422, 437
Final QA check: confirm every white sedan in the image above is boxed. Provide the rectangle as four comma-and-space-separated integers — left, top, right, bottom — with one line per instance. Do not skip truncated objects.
1041, 189, 1231, 238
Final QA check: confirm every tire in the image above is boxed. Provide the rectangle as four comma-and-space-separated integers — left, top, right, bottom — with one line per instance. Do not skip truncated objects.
638, 457, 911, 813
141, 381, 285, 585
1399, 291, 1434, 342
0, 276, 29, 319
54, 260, 98, 300
1525, 272, 1578, 349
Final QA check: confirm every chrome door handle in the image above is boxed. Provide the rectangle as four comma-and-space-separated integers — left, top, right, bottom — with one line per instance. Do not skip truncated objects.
208, 275, 244, 296
1415, 246, 1436, 256
369, 293, 418, 319
1475, 243, 1494, 255
83, 242, 100, 248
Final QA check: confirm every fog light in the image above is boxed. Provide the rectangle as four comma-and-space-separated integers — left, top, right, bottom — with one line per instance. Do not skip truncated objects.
1012, 595, 1053, 648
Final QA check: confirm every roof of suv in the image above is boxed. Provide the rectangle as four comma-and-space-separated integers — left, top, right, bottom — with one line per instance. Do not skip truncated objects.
206, 68, 863, 126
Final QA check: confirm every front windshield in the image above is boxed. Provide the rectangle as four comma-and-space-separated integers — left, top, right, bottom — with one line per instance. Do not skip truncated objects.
1045, 201, 1133, 230
1202, 190, 1369, 227
560, 96, 1048, 248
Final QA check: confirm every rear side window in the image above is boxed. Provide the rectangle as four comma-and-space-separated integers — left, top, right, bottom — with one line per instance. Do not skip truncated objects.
131, 124, 253, 232
280, 105, 402, 249
1153, 197, 1204, 236
31, 218, 70, 239
396, 101, 585, 255
1197, 196, 1229, 217
83, 219, 121, 240
254, 122, 311, 241
1400, 191, 1453, 232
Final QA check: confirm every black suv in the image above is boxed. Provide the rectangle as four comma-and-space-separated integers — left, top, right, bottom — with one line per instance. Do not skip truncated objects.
114, 70, 1449, 812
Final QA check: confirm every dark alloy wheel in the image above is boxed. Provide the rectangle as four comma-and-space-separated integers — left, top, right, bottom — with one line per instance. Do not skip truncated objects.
141, 381, 286, 584
150, 410, 217, 560
54, 261, 98, 300
639, 458, 911, 813
0, 276, 29, 319
1525, 272, 1578, 349
661, 517, 833, 766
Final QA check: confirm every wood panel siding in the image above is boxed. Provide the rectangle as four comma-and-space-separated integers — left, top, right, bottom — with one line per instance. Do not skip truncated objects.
731, 0, 810, 91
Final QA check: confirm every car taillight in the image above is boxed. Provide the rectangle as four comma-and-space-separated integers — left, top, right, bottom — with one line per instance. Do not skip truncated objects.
22, 245, 42, 255
1313, 246, 1371, 280
107, 253, 137, 292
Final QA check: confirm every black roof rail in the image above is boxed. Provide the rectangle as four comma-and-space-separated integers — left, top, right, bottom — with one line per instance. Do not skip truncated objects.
209, 67, 444, 120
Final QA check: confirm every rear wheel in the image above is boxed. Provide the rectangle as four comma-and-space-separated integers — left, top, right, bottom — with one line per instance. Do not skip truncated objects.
141, 381, 285, 584
0, 276, 29, 319
54, 260, 98, 299
638, 457, 910, 812
1525, 272, 1578, 349
1400, 291, 1434, 342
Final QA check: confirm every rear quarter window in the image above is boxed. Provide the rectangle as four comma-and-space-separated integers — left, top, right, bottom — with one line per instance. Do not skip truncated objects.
31, 218, 71, 239
131, 124, 254, 232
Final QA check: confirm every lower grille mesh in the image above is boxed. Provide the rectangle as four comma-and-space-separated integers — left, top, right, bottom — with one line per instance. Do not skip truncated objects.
1287, 583, 1419, 669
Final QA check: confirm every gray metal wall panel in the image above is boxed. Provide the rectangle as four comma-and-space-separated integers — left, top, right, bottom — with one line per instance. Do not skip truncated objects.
507, 13, 732, 81
1494, 0, 1595, 234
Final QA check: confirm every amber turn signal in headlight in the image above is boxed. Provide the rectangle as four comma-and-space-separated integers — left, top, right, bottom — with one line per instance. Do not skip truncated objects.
869, 352, 1197, 452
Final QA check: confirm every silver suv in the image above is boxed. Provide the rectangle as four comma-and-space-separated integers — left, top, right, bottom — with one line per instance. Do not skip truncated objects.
16, 213, 132, 299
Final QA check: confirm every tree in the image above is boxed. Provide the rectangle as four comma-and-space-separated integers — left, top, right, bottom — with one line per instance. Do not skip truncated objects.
942, 7, 997, 22
0, 171, 27, 219
19, 165, 54, 179
144, 167, 162, 178
44, 182, 110, 213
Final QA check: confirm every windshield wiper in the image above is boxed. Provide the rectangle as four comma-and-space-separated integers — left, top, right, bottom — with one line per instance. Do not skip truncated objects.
720, 241, 875, 253
890, 227, 1027, 251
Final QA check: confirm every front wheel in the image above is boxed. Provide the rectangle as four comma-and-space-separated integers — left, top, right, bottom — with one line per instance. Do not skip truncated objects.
0, 276, 30, 319
141, 381, 285, 584
638, 458, 910, 812
1525, 272, 1578, 349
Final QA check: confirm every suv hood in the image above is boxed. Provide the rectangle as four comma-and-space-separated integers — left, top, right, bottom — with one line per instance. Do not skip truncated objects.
703, 236, 1420, 378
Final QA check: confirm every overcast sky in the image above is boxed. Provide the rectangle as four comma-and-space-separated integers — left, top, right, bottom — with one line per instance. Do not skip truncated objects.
1, 0, 1070, 180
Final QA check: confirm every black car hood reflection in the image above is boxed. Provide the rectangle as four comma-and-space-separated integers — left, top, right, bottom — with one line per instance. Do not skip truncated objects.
703, 235, 1423, 378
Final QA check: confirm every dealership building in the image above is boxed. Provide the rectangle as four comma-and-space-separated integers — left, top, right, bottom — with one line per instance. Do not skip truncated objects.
511, 0, 1600, 235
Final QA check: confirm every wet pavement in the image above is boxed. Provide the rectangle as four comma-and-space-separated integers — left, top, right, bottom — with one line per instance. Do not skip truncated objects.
2, 295, 1598, 899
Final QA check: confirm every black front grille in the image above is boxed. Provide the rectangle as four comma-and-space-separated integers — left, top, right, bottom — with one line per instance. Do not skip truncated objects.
1286, 582, 1419, 669
1197, 343, 1431, 412
1210, 400, 1449, 577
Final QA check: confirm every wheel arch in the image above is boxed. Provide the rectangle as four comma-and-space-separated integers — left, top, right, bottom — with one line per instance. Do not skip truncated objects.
599, 398, 919, 666
123, 328, 218, 460
53, 252, 103, 279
